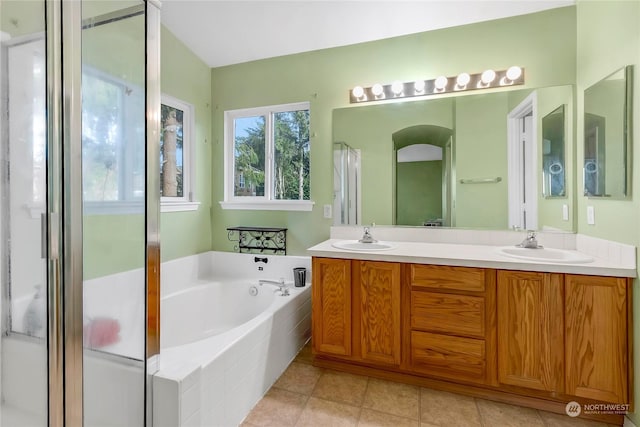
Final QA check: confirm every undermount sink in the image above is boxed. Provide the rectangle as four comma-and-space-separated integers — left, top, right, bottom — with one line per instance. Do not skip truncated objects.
497, 246, 594, 264
332, 240, 396, 251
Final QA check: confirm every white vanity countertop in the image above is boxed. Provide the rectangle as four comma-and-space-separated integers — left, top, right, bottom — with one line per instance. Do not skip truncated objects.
307, 239, 637, 278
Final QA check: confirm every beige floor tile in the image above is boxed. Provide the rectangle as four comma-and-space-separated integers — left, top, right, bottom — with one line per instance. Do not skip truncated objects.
312, 370, 369, 406
273, 362, 322, 395
359, 408, 420, 427
538, 410, 609, 427
420, 388, 482, 427
362, 378, 420, 420
243, 388, 308, 427
295, 397, 360, 427
420, 423, 440, 427
294, 342, 313, 365
476, 399, 544, 427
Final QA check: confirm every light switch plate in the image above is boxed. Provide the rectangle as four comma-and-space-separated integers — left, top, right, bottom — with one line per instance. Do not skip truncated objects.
587, 205, 595, 225
323, 204, 332, 219
562, 204, 569, 221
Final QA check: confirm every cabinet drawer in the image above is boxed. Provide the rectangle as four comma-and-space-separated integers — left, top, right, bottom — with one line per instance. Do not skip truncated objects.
411, 265, 485, 292
411, 291, 485, 338
411, 331, 486, 384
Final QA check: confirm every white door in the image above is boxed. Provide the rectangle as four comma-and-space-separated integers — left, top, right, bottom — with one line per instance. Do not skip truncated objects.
508, 93, 538, 230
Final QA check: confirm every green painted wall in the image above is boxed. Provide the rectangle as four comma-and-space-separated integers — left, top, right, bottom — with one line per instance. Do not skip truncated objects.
84, 26, 213, 279
159, 27, 213, 262
576, 1, 639, 422
211, 6, 577, 253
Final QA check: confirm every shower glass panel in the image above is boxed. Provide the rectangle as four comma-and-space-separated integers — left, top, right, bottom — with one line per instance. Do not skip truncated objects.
0, 0, 48, 425
333, 142, 361, 225
81, 2, 145, 425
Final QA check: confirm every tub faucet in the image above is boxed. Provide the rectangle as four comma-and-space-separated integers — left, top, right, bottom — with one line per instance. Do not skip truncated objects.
358, 226, 378, 244
517, 230, 543, 249
259, 278, 290, 296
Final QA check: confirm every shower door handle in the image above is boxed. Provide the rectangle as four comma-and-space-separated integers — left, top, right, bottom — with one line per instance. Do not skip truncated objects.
41, 212, 60, 260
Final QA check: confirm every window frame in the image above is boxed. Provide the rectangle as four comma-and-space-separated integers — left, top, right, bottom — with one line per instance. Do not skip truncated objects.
160, 94, 199, 213
221, 101, 314, 211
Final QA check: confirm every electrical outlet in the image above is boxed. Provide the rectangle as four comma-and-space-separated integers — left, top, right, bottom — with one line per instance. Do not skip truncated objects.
587, 205, 595, 225
562, 204, 569, 221
323, 204, 332, 219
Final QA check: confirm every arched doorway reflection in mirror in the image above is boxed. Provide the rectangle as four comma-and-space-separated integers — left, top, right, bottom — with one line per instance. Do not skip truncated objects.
392, 125, 454, 227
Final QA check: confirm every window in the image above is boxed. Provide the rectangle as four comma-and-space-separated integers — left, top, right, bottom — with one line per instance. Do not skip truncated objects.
82, 67, 145, 214
160, 94, 198, 212
222, 102, 313, 211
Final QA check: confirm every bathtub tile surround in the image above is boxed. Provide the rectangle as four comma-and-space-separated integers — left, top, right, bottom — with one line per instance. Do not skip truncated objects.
244, 342, 622, 427
153, 252, 312, 427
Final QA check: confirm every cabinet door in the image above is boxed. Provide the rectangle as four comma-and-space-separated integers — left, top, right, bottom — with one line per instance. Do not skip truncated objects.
356, 261, 401, 365
565, 275, 628, 403
312, 258, 352, 356
497, 271, 564, 392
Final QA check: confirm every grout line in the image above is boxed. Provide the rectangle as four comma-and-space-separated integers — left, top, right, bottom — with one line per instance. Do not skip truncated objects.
355, 376, 372, 426
292, 393, 311, 427
475, 397, 485, 427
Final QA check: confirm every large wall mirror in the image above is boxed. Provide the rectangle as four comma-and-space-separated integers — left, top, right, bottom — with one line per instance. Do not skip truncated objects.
583, 65, 633, 199
333, 84, 575, 232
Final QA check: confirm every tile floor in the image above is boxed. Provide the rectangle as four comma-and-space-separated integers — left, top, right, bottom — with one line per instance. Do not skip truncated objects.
242, 342, 621, 427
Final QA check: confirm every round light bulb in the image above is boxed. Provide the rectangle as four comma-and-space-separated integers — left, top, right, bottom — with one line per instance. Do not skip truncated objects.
352, 86, 364, 98
371, 83, 384, 97
456, 72, 471, 87
481, 69, 496, 84
391, 81, 403, 95
414, 80, 425, 92
434, 76, 448, 90
506, 66, 522, 81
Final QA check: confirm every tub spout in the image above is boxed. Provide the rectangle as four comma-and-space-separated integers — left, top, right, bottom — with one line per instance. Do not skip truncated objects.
259, 278, 290, 296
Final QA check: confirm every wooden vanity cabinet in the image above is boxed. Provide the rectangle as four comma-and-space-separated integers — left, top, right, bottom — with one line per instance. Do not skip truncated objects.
354, 260, 402, 366
312, 258, 402, 366
312, 258, 352, 357
496, 270, 565, 393
565, 274, 630, 404
407, 265, 497, 385
312, 257, 632, 422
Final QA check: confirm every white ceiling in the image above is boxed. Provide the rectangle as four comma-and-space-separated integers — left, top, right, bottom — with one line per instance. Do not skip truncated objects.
160, 0, 574, 68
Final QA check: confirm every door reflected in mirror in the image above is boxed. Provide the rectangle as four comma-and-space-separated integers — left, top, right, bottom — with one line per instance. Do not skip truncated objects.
542, 105, 566, 198
583, 65, 633, 198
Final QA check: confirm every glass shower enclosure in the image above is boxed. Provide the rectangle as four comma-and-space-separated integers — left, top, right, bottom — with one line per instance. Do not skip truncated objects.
0, 0, 160, 425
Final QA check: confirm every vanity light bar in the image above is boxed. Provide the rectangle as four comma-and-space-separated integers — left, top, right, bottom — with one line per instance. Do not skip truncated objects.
349, 66, 525, 104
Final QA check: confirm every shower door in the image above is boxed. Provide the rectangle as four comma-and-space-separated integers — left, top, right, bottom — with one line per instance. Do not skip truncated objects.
0, 1, 48, 425
1, 1, 159, 425
81, 2, 148, 425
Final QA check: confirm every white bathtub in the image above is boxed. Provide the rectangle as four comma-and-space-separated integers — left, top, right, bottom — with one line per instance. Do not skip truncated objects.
154, 251, 312, 427
161, 280, 278, 348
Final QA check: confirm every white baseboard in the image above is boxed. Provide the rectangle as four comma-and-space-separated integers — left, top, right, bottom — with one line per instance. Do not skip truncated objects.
625, 415, 638, 427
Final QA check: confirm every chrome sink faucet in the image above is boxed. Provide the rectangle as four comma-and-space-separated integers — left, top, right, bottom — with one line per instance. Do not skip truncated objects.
358, 226, 378, 244
517, 230, 543, 249
259, 278, 290, 296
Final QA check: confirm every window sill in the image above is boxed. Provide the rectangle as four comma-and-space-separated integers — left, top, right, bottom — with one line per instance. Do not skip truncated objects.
219, 200, 315, 211
161, 200, 200, 213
